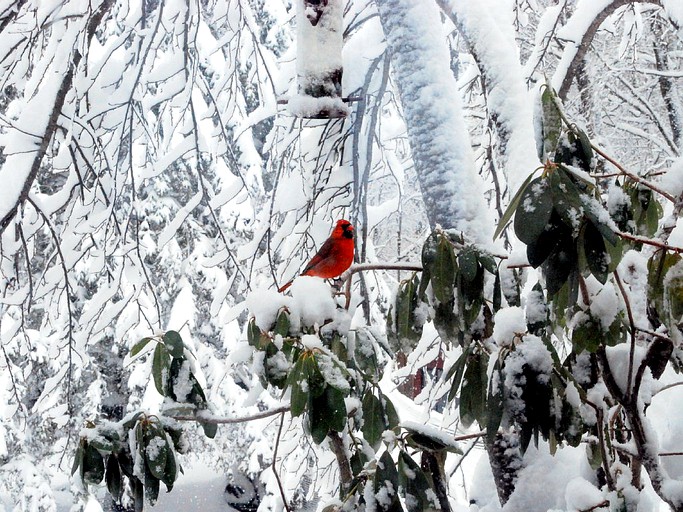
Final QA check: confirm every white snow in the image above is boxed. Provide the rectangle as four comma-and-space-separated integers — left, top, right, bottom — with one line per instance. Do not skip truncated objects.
493, 306, 526, 346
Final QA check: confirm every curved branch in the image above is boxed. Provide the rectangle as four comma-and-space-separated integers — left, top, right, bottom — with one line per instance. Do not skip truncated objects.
554, 0, 663, 100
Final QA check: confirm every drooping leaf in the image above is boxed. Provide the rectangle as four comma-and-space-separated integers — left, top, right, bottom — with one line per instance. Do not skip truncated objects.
540, 85, 562, 159
459, 351, 488, 428
493, 271, 502, 312
200, 420, 218, 439
273, 309, 290, 337
582, 221, 609, 284
514, 176, 553, 245
71, 440, 85, 476
645, 336, 673, 380
432, 236, 457, 304
392, 274, 424, 353
144, 424, 168, 480
383, 395, 400, 431
574, 127, 595, 169
494, 170, 539, 241
458, 249, 479, 283
542, 234, 577, 297
446, 346, 471, 402
579, 194, 619, 246
144, 464, 160, 505
361, 391, 384, 449
106, 455, 123, 501
325, 385, 347, 433
398, 451, 432, 512
354, 327, 381, 382
83, 442, 105, 485
152, 343, 171, 396
162, 331, 184, 358
133, 477, 144, 512
551, 167, 583, 231
487, 359, 504, 444
374, 451, 402, 512
288, 356, 308, 417
308, 390, 330, 444
247, 318, 261, 347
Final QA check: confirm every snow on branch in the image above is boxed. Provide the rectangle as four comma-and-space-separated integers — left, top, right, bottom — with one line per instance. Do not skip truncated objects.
376, 0, 493, 240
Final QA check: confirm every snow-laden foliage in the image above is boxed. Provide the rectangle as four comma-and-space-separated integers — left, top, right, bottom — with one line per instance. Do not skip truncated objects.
0, 0, 682, 511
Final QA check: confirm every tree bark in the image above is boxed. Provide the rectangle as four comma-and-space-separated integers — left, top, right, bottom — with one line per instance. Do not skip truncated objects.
376, 0, 491, 239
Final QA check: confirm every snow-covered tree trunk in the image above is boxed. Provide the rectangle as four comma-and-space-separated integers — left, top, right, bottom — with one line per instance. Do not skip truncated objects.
376, 0, 491, 240
293, 0, 347, 118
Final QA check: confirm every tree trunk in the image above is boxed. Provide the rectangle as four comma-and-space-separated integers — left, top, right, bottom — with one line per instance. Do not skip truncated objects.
376, 0, 491, 240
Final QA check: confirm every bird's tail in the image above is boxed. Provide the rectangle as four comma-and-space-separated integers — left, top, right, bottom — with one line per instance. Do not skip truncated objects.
277, 280, 293, 293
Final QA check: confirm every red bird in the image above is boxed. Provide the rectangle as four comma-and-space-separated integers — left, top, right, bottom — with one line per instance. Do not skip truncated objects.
278, 219, 355, 293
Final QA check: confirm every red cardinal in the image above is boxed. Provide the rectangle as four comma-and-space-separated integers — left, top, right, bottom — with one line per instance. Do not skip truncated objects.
278, 219, 355, 293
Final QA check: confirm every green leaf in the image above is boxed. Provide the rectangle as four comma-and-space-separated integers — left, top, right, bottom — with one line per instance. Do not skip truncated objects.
542, 236, 577, 297
574, 127, 595, 169
383, 395, 400, 431
200, 420, 218, 439
579, 194, 619, 246
351, 450, 369, 477
459, 351, 488, 428
646, 199, 662, 236
163, 331, 184, 358
355, 327, 381, 382
514, 176, 553, 245
446, 347, 471, 402
551, 167, 583, 231
479, 253, 498, 275
398, 451, 432, 512
305, 355, 326, 398
487, 359, 504, 444
130, 337, 155, 358
572, 316, 601, 353
144, 464, 160, 505
247, 318, 261, 348
163, 447, 177, 491
71, 440, 85, 476
106, 455, 123, 501
458, 249, 479, 283
393, 274, 423, 352
133, 478, 144, 512
404, 428, 461, 454
308, 391, 330, 444
117, 450, 135, 479
325, 385, 348, 433
540, 86, 562, 159
83, 442, 105, 485
362, 391, 384, 449
605, 237, 623, 273
152, 343, 171, 396
288, 356, 308, 417
582, 221, 609, 284
494, 170, 539, 241
375, 452, 401, 512
493, 272, 502, 312
274, 309, 290, 337
432, 236, 457, 304
144, 425, 168, 480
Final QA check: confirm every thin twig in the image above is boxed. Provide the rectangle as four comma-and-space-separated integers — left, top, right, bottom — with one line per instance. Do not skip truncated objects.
590, 144, 676, 203
614, 270, 637, 402
273, 412, 292, 512
168, 405, 290, 424
616, 230, 683, 253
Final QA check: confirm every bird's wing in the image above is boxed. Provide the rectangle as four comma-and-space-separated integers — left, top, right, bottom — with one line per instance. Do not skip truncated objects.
301, 236, 335, 276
